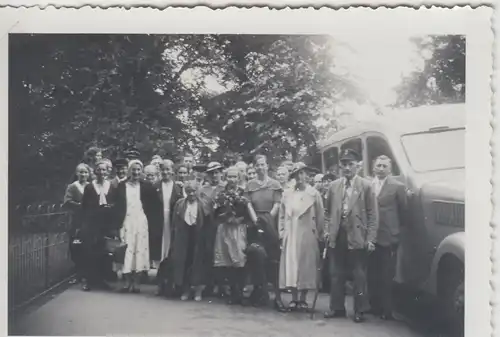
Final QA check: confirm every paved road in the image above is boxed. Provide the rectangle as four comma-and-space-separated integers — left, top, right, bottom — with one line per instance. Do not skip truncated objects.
11, 282, 427, 337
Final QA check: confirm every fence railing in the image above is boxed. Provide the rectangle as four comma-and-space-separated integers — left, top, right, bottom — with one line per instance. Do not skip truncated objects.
8, 203, 74, 312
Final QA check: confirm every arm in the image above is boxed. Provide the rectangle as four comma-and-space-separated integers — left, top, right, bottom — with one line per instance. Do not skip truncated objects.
396, 183, 408, 226
314, 191, 325, 241
324, 185, 334, 239
63, 185, 80, 209
269, 189, 282, 218
247, 202, 258, 225
365, 182, 379, 245
278, 198, 286, 241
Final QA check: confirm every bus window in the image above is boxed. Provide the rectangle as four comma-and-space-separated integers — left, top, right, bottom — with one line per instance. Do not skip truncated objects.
366, 135, 400, 176
341, 138, 364, 176
323, 146, 339, 174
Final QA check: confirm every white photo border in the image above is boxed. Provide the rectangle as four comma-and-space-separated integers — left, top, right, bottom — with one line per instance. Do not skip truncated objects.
0, 6, 494, 337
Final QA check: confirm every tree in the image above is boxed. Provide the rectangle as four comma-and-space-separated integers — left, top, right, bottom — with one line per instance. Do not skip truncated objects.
195, 35, 363, 167
9, 34, 361, 204
394, 35, 465, 108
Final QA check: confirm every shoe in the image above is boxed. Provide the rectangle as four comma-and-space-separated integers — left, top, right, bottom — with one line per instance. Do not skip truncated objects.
367, 308, 382, 316
324, 310, 346, 319
194, 295, 202, 302
82, 283, 91, 292
287, 300, 299, 312
297, 301, 309, 312
274, 299, 287, 312
118, 286, 130, 293
353, 312, 365, 323
181, 293, 190, 301
380, 313, 394, 321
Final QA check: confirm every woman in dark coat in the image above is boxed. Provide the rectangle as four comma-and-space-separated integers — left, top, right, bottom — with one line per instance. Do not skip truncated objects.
171, 180, 211, 302
110, 159, 161, 293
80, 160, 114, 291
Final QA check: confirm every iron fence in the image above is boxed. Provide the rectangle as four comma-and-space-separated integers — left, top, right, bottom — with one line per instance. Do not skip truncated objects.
8, 204, 74, 311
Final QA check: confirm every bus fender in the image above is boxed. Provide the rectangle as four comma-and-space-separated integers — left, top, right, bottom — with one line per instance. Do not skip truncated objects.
424, 232, 465, 295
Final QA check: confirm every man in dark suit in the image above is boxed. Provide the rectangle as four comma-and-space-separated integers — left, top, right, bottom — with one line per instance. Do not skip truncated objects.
323, 149, 378, 323
154, 159, 184, 296
367, 155, 407, 320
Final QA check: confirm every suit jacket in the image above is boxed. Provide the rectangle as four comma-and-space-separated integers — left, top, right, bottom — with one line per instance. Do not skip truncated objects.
109, 181, 161, 233
171, 198, 210, 286
110, 177, 127, 189
150, 180, 184, 260
373, 176, 407, 246
325, 176, 378, 250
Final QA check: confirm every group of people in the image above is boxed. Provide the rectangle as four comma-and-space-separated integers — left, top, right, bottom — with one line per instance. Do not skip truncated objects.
63, 146, 407, 324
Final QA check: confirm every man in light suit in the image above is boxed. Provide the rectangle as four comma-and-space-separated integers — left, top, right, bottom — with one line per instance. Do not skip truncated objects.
367, 155, 407, 320
154, 159, 184, 297
323, 149, 378, 323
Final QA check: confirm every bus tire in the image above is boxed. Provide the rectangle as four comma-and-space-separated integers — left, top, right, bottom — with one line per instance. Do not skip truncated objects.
438, 255, 464, 337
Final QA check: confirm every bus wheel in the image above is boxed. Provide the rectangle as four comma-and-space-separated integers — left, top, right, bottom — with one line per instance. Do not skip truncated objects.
438, 258, 464, 336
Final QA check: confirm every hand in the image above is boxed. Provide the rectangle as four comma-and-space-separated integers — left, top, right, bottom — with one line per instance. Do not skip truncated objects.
366, 241, 376, 253
324, 232, 330, 242
176, 181, 184, 187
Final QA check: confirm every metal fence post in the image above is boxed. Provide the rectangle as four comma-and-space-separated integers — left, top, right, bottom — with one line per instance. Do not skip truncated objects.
44, 229, 50, 289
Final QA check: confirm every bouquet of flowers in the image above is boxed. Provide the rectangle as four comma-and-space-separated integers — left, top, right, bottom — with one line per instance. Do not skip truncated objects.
214, 188, 249, 226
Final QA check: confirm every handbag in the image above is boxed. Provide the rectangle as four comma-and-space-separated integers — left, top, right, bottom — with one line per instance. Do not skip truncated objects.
104, 236, 128, 264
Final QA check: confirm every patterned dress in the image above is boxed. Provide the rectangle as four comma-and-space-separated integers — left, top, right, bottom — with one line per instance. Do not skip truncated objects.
120, 182, 150, 274
213, 187, 248, 268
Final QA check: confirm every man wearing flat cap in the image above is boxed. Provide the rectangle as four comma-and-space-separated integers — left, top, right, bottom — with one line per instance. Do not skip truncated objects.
323, 149, 378, 323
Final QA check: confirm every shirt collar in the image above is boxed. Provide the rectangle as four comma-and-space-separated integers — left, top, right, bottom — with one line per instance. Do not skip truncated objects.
374, 176, 388, 184
344, 175, 357, 187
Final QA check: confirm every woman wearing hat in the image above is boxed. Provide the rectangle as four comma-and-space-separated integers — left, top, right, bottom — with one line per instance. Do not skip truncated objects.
110, 159, 161, 293
278, 162, 325, 311
197, 162, 227, 297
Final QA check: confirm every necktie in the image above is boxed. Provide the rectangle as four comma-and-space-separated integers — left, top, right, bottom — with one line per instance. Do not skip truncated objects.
342, 179, 351, 217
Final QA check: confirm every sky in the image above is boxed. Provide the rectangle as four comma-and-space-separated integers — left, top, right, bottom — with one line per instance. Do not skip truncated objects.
332, 34, 424, 107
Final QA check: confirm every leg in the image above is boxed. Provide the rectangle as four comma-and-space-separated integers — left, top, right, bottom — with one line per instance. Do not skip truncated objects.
327, 247, 348, 312
194, 285, 204, 302
227, 267, 244, 305
367, 246, 383, 315
131, 271, 141, 293
245, 244, 270, 306
326, 228, 349, 317
380, 245, 398, 319
120, 273, 132, 293
350, 249, 369, 321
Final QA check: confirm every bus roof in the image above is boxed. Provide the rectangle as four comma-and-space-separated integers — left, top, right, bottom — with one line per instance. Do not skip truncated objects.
319, 103, 465, 149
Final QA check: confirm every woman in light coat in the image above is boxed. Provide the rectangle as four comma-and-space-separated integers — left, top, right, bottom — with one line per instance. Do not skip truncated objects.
278, 162, 324, 312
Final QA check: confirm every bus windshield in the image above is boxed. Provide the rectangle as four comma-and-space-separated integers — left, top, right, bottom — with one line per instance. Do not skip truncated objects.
401, 128, 465, 172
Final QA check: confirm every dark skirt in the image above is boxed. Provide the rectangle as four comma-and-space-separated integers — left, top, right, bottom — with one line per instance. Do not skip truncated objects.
182, 225, 198, 287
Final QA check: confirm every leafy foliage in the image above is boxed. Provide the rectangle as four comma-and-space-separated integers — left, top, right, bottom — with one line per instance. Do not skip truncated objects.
394, 35, 465, 108
10, 34, 362, 204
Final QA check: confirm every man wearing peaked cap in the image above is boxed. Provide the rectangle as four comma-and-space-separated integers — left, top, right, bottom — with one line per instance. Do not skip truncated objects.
110, 158, 129, 188
125, 147, 141, 160
339, 148, 360, 162
323, 147, 378, 323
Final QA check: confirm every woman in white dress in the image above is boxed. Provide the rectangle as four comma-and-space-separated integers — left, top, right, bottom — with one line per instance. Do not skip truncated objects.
112, 159, 161, 293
